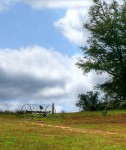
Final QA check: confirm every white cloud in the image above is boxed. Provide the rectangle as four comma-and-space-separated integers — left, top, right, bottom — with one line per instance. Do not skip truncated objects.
54, 9, 89, 46
0, 0, 91, 11
54, 0, 124, 45
0, 0, 20, 11
0, 46, 107, 112
0, 0, 124, 11
23, 0, 91, 9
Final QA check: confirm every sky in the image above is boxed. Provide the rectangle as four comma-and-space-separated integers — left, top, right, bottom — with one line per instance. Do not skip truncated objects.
0, 0, 122, 112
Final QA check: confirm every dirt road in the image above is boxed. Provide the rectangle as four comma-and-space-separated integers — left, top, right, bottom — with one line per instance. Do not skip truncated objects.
23, 121, 126, 136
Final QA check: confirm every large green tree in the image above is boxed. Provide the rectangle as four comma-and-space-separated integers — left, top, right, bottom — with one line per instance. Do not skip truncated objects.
77, 0, 126, 100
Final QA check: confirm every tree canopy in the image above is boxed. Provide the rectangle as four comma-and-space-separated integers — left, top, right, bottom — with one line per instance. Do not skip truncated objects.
77, 0, 126, 100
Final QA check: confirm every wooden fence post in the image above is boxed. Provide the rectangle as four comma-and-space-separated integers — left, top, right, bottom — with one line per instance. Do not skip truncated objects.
52, 103, 55, 114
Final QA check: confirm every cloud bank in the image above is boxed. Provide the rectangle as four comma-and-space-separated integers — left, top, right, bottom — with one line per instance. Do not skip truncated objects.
0, 46, 107, 112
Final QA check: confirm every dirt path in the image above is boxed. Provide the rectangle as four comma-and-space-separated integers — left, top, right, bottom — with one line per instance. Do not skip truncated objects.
23, 121, 126, 136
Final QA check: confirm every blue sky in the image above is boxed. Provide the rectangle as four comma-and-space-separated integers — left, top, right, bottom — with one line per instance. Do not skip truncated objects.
0, 2, 81, 55
1, 0, 121, 112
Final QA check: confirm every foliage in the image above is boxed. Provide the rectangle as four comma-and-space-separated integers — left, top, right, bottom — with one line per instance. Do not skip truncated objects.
119, 100, 126, 109
76, 91, 124, 111
76, 91, 99, 111
77, 0, 126, 100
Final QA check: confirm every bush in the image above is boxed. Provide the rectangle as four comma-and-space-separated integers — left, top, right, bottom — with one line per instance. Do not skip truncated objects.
76, 91, 99, 111
119, 100, 126, 109
105, 100, 120, 110
97, 102, 106, 110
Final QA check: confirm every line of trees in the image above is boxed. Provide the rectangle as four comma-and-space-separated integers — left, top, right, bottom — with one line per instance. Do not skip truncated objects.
76, 91, 126, 111
76, 0, 126, 111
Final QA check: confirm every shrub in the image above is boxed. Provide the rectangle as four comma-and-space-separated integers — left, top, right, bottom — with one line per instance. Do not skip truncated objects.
119, 100, 126, 109
97, 102, 106, 110
76, 91, 99, 111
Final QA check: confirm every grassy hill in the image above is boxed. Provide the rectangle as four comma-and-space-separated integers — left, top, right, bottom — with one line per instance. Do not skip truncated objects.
0, 110, 126, 150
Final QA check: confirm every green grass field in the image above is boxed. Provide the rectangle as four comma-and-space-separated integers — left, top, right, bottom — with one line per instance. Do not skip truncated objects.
0, 110, 126, 150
